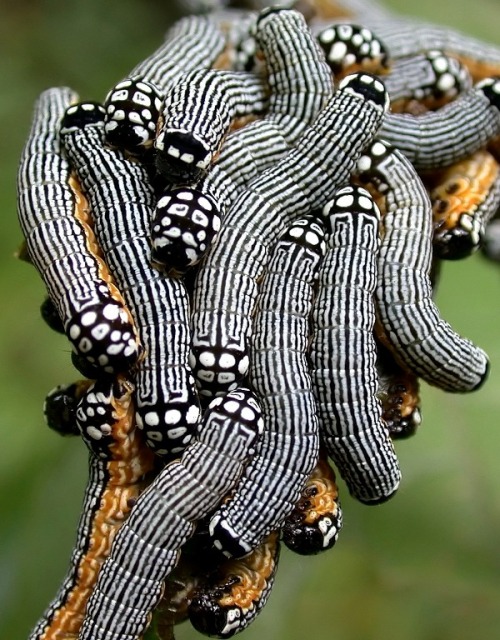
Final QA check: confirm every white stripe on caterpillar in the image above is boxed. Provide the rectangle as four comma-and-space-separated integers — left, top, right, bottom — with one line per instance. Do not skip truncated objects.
78, 388, 263, 640
151, 7, 333, 274
17, 88, 143, 376
310, 184, 401, 503
155, 68, 268, 182
60, 103, 200, 457
356, 138, 490, 392
209, 216, 325, 558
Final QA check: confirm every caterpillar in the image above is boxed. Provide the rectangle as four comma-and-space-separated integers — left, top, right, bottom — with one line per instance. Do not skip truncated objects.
78, 387, 263, 640
17, 87, 143, 377
316, 22, 390, 77
379, 78, 500, 170
425, 149, 500, 260
212, 7, 334, 184
383, 51, 472, 114
209, 216, 325, 558
155, 68, 268, 183
190, 72, 389, 401
356, 138, 490, 392
189, 531, 280, 638
28, 376, 155, 640
104, 15, 226, 156
60, 102, 200, 457
282, 454, 343, 556
310, 184, 401, 503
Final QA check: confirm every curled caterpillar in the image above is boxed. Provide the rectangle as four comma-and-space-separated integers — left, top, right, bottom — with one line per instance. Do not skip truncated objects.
189, 531, 280, 638
282, 454, 343, 556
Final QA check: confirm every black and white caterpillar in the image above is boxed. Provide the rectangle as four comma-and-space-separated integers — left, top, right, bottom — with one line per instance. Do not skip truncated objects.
356, 138, 490, 392
310, 184, 401, 503
17, 87, 143, 377
209, 216, 325, 558
78, 388, 263, 640
190, 72, 389, 400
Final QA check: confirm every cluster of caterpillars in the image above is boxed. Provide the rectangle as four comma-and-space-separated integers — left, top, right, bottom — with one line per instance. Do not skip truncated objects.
16, 0, 500, 638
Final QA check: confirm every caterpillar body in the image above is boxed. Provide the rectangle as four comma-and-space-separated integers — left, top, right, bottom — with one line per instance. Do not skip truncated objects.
17, 88, 142, 377
310, 185, 401, 504
282, 454, 343, 556
379, 78, 500, 170
356, 138, 489, 392
28, 376, 154, 640
426, 149, 500, 260
60, 102, 200, 457
209, 216, 325, 558
189, 531, 280, 639
375, 338, 422, 440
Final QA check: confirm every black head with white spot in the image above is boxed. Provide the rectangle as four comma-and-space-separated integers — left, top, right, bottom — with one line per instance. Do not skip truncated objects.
317, 23, 390, 76
151, 186, 222, 275
154, 129, 213, 183
60, 102, 105, 133
65, 299, 142, 376
476, 76, 500, 110
339, 72, 390, 112
322, 184, 380, 232
104, 77, 163, 156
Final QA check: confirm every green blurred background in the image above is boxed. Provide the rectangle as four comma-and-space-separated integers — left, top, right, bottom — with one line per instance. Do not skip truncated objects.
1, 1, 500, 638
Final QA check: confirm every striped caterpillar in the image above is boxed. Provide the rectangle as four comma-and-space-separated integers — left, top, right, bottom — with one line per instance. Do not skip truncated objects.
310, 184, 401, 503
356, 138, 489, 392
17, 87, 143, 377
28, 376, 155, 640
60, 102, 200, 457
425, 149, 500, 260
190, 72, 389, 400
357, 15, 500, 81
209, 216, 325, 558
379, 78, 500, 170
282, 454, 343, 556
155, 68, 268, 183
104, 15, 226, 156
78, 388, 263, 640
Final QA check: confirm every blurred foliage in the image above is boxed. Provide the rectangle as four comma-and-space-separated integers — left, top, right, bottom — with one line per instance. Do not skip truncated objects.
1, 1, 500, 638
